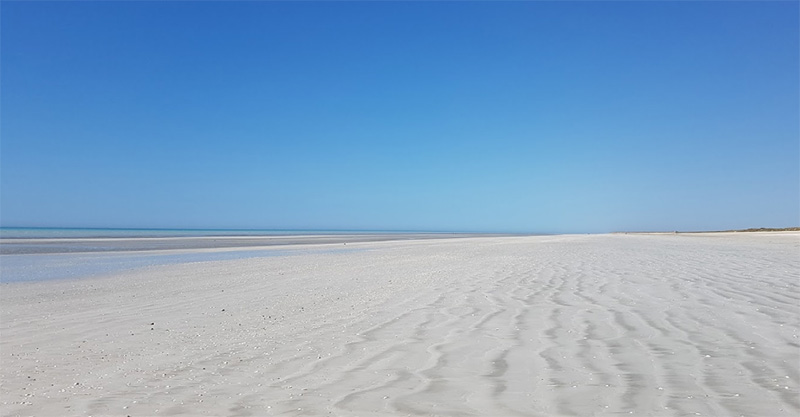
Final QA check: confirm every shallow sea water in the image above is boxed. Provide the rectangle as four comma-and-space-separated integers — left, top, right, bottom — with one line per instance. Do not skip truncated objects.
0, 247, 360, 283
0, 229, 488, 282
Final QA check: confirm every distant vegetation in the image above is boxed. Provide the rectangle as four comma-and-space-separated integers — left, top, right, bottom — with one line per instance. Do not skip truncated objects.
617, 227, 800, 234
725, 227, 800, 232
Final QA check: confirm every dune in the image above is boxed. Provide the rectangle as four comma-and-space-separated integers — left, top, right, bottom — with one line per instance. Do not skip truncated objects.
1, 233, 798, 416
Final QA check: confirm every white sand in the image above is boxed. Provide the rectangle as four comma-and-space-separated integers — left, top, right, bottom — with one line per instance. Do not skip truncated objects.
1, 233, 798, 416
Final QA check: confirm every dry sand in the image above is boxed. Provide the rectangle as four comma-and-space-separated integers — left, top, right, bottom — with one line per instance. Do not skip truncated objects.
1, 233, 798, 416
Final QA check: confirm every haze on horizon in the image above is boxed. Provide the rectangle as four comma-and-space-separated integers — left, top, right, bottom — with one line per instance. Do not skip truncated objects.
1, 1, 798, 234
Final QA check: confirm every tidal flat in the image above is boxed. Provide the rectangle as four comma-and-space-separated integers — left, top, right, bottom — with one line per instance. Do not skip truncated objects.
1, 233, 798, 416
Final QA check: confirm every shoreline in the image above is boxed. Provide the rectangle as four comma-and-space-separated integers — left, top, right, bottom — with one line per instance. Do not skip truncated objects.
0, 232, 525, 255
0, 234, 520, 284
0, 234, 538, 284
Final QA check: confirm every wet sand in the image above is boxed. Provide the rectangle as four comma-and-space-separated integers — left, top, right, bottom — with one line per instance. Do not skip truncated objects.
1, 233, 798, 416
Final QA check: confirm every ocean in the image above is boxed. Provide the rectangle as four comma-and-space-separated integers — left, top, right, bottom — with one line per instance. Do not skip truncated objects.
0, 228, 485, 283
0, 227, 406, 239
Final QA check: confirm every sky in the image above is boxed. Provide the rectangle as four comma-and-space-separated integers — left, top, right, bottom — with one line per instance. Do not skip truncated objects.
1, 1, 798, 234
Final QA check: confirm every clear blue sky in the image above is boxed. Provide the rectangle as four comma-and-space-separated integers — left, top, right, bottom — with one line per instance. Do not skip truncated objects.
1, 1, 798, 233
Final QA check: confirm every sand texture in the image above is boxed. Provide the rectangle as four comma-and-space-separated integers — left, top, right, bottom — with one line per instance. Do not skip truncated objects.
1, 233, 798, 416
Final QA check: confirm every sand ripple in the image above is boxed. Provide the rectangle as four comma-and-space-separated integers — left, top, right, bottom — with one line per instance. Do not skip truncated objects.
1, 233, 798, 416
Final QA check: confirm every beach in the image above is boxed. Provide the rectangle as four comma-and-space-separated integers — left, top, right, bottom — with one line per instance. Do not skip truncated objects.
1, 233, 798, 416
